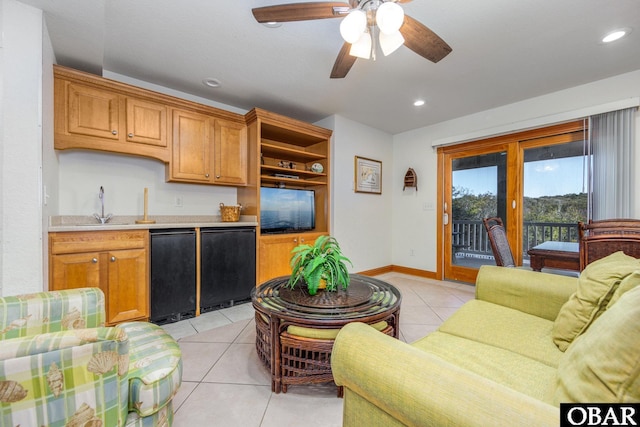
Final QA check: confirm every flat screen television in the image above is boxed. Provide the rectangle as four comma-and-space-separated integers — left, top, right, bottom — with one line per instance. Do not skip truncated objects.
260, 187, 315, 234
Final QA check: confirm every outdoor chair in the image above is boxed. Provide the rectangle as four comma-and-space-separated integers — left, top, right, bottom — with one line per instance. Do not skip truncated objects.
482, 217, 516, 267
578, 219, 640, 269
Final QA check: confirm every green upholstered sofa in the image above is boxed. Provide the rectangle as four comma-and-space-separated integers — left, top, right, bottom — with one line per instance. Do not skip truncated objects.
332, 253, 640, 427
0, 287, 182, 426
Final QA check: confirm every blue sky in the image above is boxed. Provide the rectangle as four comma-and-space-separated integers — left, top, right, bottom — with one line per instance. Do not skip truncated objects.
453, 157, 587, 198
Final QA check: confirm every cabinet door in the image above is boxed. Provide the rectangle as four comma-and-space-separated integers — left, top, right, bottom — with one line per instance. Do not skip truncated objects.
51, 252, 101, 291
259, 235, 298, 284
258, 233, 326, 284
106, 248, 148, 324
170, 109, 213, 182
67, 83, 120, 140
213, 119, 247, 185
125, 97, 168, 147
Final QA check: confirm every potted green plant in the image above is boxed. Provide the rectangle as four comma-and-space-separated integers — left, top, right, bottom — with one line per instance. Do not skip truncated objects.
287, 235, 353, 296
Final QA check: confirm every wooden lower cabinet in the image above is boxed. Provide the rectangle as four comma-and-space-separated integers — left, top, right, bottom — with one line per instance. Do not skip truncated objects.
49, 230, 149, 325
258, 232, 325, 284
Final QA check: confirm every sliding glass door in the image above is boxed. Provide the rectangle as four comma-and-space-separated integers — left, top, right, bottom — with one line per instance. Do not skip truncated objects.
442, 144, 516, 283
438, 121, 586, 283
521, 132, 588, 263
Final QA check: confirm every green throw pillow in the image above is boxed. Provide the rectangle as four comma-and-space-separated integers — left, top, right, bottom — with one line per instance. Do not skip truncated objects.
554, 285, 640, 403
607, 270, 640, 308
552, 251, 640, 351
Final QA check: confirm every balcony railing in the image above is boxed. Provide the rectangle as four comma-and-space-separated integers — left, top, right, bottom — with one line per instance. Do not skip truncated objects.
452, 220, 579, 259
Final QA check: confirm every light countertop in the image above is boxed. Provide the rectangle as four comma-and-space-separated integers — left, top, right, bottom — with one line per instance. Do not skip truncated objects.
49, 215, 258, 232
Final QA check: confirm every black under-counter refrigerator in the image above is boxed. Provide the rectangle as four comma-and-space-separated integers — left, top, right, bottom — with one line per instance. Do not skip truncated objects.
200, 227, 256, 312
150, 228, 197, 324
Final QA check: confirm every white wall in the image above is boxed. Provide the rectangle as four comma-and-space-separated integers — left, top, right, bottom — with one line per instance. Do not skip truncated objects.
317, 115, 394, 273
41, 13, 56, 290
0, 0, 47, 295
392, 70, 640, 274
57, 151, 237, 216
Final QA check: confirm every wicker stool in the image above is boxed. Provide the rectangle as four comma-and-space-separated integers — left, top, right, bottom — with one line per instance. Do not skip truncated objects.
280, 322, 394, 395
254, 312, 271, 371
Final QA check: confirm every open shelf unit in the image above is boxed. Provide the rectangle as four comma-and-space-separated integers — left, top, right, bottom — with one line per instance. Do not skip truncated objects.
239, 108, 333, 284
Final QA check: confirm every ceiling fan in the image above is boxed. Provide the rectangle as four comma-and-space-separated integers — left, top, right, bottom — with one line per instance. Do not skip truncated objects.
252, 0, 452, 78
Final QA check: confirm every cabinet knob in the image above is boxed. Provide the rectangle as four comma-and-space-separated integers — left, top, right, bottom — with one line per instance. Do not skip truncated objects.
128, 133, 134, 138
216, 175, 221, 179
293, 238, 298, 243
111, 130, 118, 135
92, 258, 98, 263
205, 173, 210, 178
111, 256, 116, 262
300, 238, 305, 243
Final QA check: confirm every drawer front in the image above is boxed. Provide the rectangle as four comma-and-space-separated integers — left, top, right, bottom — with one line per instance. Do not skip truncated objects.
50, 230, 148, 254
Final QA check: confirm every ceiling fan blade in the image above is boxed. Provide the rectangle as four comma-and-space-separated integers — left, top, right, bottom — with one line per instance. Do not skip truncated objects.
400, 15, 452, 63
330, 42, 358, 78
252, 2, 349, 23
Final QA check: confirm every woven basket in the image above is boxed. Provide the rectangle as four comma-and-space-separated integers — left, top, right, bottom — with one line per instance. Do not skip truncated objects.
219, 203, 242, 222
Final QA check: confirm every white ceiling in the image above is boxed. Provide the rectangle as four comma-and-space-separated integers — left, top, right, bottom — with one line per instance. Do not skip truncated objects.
18, 0, 640, 134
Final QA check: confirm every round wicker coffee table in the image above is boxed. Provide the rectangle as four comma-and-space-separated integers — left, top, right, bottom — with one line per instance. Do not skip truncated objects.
251, 274, 401, 394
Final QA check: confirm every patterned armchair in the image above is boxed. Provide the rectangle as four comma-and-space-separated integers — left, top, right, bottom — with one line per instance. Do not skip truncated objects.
0, 287, 182, 426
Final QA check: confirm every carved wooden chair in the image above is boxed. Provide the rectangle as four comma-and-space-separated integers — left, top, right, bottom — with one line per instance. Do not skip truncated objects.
578, 219, 640, 270
482, 217, 516, 267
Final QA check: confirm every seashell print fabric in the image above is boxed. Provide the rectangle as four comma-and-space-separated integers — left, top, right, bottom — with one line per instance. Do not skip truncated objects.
0, 288, 105, 339
0, 380, 28, 403
1, 288, 182, 425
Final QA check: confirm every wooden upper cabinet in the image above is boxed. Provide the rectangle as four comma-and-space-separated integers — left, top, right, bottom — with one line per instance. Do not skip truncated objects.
54, 65, 248, 186
125, 97, 168, 147
67, 83, 120, 140
168, 110, 248, 186
213, 119, 247, 185
170, 109, 212, 183
55, 66, 170, 162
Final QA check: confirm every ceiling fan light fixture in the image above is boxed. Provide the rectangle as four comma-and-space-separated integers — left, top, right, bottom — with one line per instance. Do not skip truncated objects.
376, 1, 405, 34
262, 21, 282, 28
379, 30, 404, 56
349, 31, 372, 59
340, 9, 367, 43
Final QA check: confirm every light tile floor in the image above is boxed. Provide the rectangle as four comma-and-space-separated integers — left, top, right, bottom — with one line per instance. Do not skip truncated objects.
161, 273, 476, 427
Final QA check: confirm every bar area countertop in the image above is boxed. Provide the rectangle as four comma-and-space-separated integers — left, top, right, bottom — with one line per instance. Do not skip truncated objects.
49, 215, 258, 232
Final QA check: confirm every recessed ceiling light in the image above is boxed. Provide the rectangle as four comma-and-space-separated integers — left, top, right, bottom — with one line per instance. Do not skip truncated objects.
263, 21, 282, 28
602, 28, 631, 43
413, 100, 425, 107
202, 78, 222, 88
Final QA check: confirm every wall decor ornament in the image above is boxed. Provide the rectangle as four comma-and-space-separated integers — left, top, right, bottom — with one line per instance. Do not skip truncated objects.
403, 168, 417, 191
354, 156, 382, 194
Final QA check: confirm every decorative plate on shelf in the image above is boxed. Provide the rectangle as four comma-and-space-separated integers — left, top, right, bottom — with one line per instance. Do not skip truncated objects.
311, 163, 324, 173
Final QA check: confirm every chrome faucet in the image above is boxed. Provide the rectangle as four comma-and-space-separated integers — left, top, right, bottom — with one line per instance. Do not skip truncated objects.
93, 186, 113, 224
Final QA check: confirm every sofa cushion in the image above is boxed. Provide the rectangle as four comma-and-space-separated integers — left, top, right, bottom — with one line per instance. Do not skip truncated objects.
412, 331, 557, 404
436, 300, 563, 368
554, 285, 640, 404
607, 270, 640, 308
552, 251, 640, 351
119, 322, 182, 418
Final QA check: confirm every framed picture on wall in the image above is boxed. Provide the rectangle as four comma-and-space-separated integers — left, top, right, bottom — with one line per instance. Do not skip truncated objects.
354, 156, 382, 194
